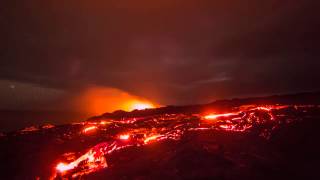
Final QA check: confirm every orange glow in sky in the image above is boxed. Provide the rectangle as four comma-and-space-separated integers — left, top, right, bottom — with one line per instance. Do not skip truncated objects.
125, 101, 155, 111
75, 87, 158, 115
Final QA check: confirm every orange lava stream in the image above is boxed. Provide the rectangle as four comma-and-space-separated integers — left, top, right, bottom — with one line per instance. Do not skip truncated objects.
82, 125, 98, 134
204, 113, 239, 120
119, 134, 130, 140
52, 105, 293, 179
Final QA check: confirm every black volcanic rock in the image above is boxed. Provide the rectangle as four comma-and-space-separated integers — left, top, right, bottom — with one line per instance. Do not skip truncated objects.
88, 91, 320, 121
0, 92, 320, 180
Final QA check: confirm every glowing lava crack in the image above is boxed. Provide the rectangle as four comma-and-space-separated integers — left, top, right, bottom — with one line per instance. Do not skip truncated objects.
52, 104, 308, 179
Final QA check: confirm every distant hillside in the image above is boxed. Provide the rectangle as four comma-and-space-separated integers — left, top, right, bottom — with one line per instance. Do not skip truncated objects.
1, 91, 319, 132
88, 91, 320, 121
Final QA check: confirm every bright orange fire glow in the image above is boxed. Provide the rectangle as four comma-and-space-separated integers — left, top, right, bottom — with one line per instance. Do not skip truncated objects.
126, 101, 155, 111
52, 104, 295, 179
144, 134, 161, 144
83, 126, 97, 133
119, 134, 130, 140
99, 121, 112, 125
204, 113, 238, 120
56, 162, 75, 172
55, 146, 108, 178
75, 87, 159, 115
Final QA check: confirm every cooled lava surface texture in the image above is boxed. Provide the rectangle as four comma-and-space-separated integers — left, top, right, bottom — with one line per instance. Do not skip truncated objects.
0, 94, 320, 180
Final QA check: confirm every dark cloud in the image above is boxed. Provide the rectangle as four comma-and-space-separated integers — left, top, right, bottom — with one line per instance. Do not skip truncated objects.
0, 0, 319, 109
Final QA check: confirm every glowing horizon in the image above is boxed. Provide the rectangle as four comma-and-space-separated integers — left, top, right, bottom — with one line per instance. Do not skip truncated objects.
75, 86, 159, 115
125, 100, 156, 111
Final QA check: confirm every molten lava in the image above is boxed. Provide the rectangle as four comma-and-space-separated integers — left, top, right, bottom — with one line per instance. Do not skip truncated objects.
52, 104, 305, 179
119, 134, 130, 140
55, 144, 108, 178
82, 126, 97, 134
204, 113, 238, 120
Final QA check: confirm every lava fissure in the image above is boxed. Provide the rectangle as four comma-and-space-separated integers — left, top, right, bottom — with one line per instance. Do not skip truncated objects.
51, 104, 309, 179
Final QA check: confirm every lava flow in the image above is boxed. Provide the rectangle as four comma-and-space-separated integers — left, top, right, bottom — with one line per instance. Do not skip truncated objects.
50, 104, 312, 179
82, 126, 98, 134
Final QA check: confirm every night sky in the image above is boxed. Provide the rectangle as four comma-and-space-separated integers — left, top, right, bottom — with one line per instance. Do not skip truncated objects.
1, 0, 319, 112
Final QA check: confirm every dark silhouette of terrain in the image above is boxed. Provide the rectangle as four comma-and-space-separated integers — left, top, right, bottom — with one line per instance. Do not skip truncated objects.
0, 91, 319, 179
89, 91, 320, 120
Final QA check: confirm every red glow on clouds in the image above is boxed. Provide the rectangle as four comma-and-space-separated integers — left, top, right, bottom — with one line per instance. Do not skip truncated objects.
74, 87, 158, 115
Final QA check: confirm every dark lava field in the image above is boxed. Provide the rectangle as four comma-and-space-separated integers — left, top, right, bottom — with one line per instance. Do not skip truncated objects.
1, 93, 320, 180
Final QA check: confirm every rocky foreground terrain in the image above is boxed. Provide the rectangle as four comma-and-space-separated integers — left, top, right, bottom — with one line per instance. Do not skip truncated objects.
0, 92, 320, 179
